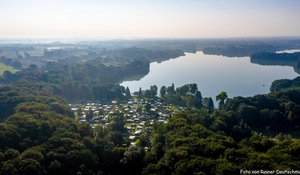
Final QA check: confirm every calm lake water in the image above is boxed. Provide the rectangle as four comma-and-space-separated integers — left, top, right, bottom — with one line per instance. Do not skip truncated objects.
121, 51, 299, 99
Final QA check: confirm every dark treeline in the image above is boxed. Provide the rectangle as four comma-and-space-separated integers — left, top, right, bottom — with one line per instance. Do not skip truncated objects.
250, 52, 300, 74
270, 77, 300, 92
0, 60, 149, 102
201, 38, 300, 57
137, 83, 205, 109
102, 47, 185, 63
45, 59, 150, 101
251, 52, 300, 62
203, 44, 277, 57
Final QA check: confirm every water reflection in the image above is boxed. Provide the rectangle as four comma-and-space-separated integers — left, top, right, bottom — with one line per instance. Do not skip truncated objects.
121, 51, 299, 99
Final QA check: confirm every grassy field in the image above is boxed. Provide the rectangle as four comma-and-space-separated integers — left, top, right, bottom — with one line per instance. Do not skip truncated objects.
0, 63, 18, 76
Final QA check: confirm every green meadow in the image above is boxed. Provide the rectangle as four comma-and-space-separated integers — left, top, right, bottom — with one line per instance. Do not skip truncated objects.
0, 63, 18, 76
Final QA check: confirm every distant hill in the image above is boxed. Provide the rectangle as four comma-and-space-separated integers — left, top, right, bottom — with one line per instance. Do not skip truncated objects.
203, 44, 277, 57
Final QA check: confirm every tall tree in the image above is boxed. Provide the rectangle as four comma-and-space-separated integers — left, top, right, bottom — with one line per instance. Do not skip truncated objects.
150, 85, 158, 98
189, 83, 198, 94
195, 91, 203, 108
167, 83, 175, 96
202, 97, 214, 111
138, 87, 142, 99
216, 91, 228, 109
160, 86, 166, 98
125, 87, 131, 98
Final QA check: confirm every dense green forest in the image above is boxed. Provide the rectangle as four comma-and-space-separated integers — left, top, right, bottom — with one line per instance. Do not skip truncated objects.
0, 58, 149, 102
270, 77, 300, 93
0, 68, 300, 174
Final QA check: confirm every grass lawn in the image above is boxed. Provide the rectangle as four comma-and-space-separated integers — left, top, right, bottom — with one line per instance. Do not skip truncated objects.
0, 63, 18, 76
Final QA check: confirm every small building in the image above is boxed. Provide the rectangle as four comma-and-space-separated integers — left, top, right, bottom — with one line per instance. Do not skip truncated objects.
129, 135, 136, 140
134, 130, 142, 135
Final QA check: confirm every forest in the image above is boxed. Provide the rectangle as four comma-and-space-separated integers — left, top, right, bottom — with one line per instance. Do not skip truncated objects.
250, 52, 300, 74
0, 39, 300, 174
0, 67, 300, 174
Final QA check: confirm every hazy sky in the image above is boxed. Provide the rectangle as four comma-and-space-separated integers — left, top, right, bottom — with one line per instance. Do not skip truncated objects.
0, 0, 299, 39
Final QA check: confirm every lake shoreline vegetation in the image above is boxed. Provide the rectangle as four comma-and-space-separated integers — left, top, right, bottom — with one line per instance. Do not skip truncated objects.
0, 39, 300, 174
250, 52, 300, 74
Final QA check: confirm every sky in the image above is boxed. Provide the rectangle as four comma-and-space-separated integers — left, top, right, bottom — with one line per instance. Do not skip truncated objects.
0, 0, 299, 39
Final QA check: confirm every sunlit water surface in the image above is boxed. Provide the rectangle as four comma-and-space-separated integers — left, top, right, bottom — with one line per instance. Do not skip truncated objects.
121, 51, 299, 98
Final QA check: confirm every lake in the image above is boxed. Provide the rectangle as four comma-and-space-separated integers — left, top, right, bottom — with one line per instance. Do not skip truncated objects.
121, 51, 299, 99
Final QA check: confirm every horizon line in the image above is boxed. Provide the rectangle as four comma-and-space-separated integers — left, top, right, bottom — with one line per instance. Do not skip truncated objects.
1, 36, 300, 44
